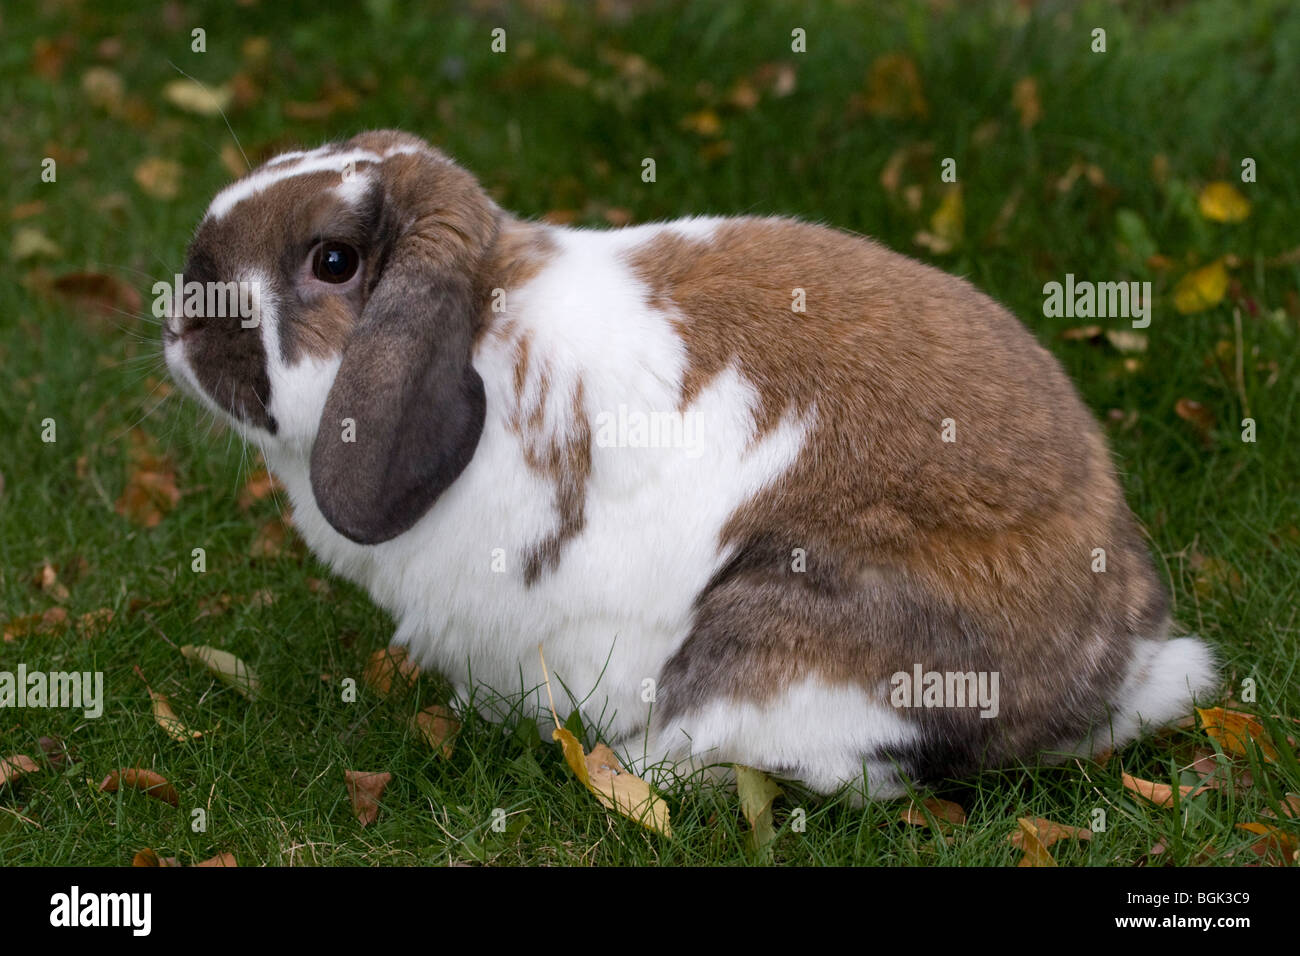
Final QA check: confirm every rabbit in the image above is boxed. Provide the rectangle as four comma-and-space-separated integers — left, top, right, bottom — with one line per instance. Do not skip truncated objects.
163, 130, 1217, 799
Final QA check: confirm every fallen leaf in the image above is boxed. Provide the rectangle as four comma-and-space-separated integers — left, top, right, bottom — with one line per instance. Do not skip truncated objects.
99, 768, 180, 806
901, 797, 967, 828
180, 644, 260, 698
132, 848, 181, 867
33, 562, 70, 602
862, 53, 928, 119
343, 769, 391, 826
193, 852, 237, 867
1235, 822, 1298, 861
1197, 707, 1279, 762
362, 646, 420, 697
412, 705, 459, 759
1121, 771, 1209, 807
38, 736, 75, 769
134, 157, 182, 200
553, 727, 672, 837
3, 607, 69, 642
1014, 818, 1056, 866
1105, 330, 1148, 353
237, 467, 281, 510
249, 518, 290, 558
116, 451, 180, 528
135, 666, 202, 742
1009, 816, 1091, 849
1061, 325, 1103, 341
1198, 182, 1251, 223
681, 109, 722, 137
1174, 399, 1215, 443
0, 754, 40, 786
1173, 260, 1229, 314
1012, 76, 1041, 129
163, 78, 232, 116
12, 226, 63, 261
52, 271, 142, 316
82, 67, 125, 112
735, 764, 782, 849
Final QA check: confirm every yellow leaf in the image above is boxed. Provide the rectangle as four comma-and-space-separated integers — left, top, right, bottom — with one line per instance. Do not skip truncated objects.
133, 157, 182, 200
148, 687, 202, 742
180, 644, 260, 698
1173, 260, 1229, 314
163, 79, 232, 116
1009, 816, 1091, 849
1197, 182, 1251, 223
1015, 818, 1056, 866
1121, 771, 1210, 807
552, 728, 672, 837
862, 53, 928, 119
735, 765, 782, 849
1197, 707, 1279, 762
1012, 76, 1041, 129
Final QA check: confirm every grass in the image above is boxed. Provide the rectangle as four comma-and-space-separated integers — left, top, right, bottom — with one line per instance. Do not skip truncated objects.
2, 0, 1298, 866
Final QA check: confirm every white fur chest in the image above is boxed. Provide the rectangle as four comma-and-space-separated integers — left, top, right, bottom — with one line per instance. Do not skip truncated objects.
264, 220, 812, 743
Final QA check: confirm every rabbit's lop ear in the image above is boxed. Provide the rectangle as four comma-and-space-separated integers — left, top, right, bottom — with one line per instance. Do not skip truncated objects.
309, 134, 497, 545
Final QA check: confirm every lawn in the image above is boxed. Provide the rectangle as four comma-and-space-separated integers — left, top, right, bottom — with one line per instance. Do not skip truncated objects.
1, 0, 1297, 866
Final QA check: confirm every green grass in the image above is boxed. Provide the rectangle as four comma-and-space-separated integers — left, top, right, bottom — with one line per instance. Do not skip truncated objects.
2, 0, 1298, 866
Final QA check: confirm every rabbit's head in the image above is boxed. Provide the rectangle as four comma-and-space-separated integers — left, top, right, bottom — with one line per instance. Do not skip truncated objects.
163, 131, 497, 544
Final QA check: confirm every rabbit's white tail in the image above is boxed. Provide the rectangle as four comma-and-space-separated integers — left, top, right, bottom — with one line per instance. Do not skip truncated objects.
1088, 636, 1218, 753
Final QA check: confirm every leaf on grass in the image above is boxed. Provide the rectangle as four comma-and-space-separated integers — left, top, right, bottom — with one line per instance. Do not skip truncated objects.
162, 79, 232, 116
735, 764, 782, 849
12, 226, 63, 261
362, 646, 420, 697
1105, 330, 1148, 353
1061, 325, 1103, 341
33, 562, 70, 602
1235, 822, 1298, 862
1197, 182, 1251, 223
99, 768, 179, 806
1175, 399, 1216, 445
1014, 818, 1056, 867
78, 608, 114, 638
116, 453, 180, 528
901, 797, 967, 828
1009, 816, 1091, 849
134, 157, 182, 200
553, 727, 672, 837
1197, 707, 1279, 762
180, 644, 260, 698
412, 705, 459, 759
1173, 260, 1229, 314
237, 466, 281, 510
3, 607, 69, 642
1012, 76, 1041, 129
343, 769, 391, 826
193, 852, 237, 867
135, 666, 202, 742
1121, 772, 1209, 807
249, 518, 291, 558
915, 187, 963, 254
51, 272, 142, 316
0, 754, 40, 786
861, 53, 928, 120
132, 848, 180, 867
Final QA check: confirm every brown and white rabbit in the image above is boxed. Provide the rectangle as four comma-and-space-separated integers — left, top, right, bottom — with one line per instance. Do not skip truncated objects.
163, 130, 1216, 798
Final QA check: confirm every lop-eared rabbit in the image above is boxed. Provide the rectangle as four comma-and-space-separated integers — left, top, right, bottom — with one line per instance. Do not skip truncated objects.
164, 131, 1216, 798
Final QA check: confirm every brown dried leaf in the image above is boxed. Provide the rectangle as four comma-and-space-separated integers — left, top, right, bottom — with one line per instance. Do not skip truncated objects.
132, 848, 181, 867
411, 705, 459, 759
900, 797, 966, 828
3, 606, 69, 642
52, 271, 142, 316
134, 157, 182, 200
116, 452, 180, 528
1014, 818, 1056, 866
1009, 816, 1092, 849
1235, 822, 1298, 862
0, 754, 41, 786
1122, 772, 1210, 807
344, 769, 391, 826
193, 852, 237, 867
99, 768, 179, 806
363, 646, 420, 697
553, 728, 672, 837
78, 608, 114, 638
1197, 707, 1279, 761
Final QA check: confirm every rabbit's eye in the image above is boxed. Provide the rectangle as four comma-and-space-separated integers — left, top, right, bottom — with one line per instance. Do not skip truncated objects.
311, 242, 359, 283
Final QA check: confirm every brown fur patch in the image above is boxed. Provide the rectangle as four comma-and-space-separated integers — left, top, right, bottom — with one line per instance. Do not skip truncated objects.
630, 217, 1169, 777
